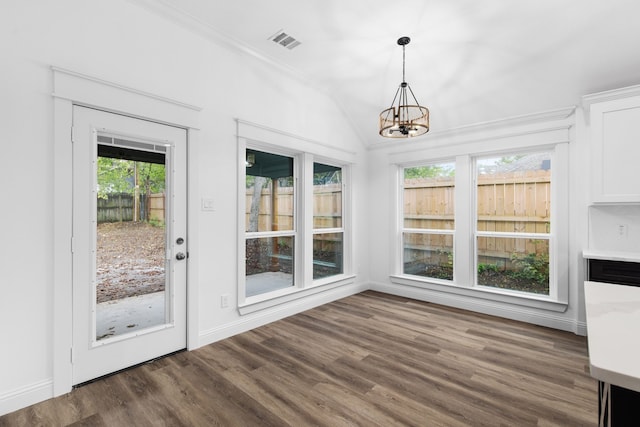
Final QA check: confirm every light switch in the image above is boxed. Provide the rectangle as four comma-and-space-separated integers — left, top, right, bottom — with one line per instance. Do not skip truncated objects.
201, 198, 215, 211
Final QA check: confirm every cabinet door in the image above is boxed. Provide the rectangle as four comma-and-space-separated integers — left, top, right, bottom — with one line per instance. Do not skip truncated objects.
591, 95, 640, 203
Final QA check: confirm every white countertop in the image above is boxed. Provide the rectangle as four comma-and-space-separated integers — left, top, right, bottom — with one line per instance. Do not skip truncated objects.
584, 281, 640, 392
583, 249, 640, 263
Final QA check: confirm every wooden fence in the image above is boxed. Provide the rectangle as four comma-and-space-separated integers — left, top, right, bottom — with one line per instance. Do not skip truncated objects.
97, 193, 165, 223
403, 170, 550, 266
245, 184, 342, 231
243, 172, 549, 270
245, 184, 343, 270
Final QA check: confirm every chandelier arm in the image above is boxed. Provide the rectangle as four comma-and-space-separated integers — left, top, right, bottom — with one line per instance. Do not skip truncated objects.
406, 84, 422, 106
401, 87, 408, 122
380, 86, 400, 121
386, 85, 401, 112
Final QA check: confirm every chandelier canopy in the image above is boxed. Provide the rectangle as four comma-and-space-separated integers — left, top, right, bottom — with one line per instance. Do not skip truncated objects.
379, 37, 429, 138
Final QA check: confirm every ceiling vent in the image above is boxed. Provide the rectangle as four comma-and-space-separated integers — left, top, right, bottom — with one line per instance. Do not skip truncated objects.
269, 29, 301, 50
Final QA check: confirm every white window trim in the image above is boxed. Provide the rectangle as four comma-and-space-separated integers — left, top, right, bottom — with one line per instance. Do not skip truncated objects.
399, 159, 457, 283
472, 149, 554, 297
390, 133, 570, 312
236, 121, 355, 314
312, 159, 347, 283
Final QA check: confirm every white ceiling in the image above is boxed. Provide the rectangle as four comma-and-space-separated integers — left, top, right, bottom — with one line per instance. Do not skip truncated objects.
136, 0, 640, 144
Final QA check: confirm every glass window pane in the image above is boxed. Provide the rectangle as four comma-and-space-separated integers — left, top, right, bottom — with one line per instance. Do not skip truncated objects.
313, 163, 342, 229
477, 152, 551, 233
403, 232, 453, 280
245, 150, 294, 232
477, 236, 549, 295
95, 143, 167, 340
403, 163, 455, 229
245, 236, 294, 297
313, 232, 343, 280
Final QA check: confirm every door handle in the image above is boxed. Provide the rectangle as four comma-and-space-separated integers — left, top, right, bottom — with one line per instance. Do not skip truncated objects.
175, 252, 186, 261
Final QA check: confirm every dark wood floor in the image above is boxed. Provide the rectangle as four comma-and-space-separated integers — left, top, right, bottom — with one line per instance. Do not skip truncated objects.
1, 291, 597, 426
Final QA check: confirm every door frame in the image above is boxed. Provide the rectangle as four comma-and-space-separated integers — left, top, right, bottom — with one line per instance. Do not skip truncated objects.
52, 67, 202, 396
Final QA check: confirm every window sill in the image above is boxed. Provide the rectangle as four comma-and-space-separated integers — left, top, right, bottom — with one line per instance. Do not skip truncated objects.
238, 274, 356, 315
389, 275, 568, 313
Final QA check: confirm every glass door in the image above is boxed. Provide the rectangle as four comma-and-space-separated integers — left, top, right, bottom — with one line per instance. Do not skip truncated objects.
72, 106, 187, 385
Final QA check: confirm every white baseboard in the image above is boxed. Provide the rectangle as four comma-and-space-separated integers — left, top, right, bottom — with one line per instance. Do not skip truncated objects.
0, 380, 53, 417
371, 281, 585, 335
198, 281, 370, 347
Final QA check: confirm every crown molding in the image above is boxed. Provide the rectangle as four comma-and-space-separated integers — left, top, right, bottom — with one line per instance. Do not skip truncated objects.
369, 106, 576, 152
582, 84, 640, 114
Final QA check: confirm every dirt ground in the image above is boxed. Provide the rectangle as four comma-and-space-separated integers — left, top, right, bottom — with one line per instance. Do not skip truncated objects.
96, 222, 165, 303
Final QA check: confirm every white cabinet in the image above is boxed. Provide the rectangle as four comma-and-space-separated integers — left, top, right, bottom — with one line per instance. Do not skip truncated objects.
585, 85, 640, 203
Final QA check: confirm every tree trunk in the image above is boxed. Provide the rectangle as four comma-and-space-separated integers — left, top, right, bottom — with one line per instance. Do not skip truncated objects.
248, 177, 266, 232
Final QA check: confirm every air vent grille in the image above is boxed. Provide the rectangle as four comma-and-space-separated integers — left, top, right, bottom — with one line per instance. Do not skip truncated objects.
269, 30, 301, 50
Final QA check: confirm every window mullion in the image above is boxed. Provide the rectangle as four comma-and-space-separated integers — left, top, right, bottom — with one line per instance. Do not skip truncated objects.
302, 153, 313, 286
454, 155, 473, 286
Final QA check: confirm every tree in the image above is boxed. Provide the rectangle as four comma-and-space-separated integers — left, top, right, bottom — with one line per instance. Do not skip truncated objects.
97, 157, 134, 199
248, 177, 267, 232
404, 165, 454, 179
97, 157, 165, 199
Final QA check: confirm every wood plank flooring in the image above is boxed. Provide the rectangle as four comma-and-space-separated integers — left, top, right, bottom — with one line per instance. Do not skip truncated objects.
1, 291, 597, 426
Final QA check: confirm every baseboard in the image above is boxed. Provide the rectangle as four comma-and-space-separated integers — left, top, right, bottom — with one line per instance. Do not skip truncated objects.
575, 320, 587, 336
198, 281, 369, 347
0, 379, 53, 416
371, 281, 585, 335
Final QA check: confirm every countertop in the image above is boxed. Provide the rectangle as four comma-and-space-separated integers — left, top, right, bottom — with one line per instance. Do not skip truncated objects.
584, 281, 640, 392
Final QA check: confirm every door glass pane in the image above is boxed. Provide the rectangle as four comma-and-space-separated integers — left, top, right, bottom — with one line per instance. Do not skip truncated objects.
95, 138, 168, 340
477, 236, 549, 295
245, 236, 294, 297
403, 232, 453, 280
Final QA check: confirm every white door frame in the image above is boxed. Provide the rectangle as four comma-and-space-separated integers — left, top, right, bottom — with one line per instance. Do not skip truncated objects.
52, 67, 201, 396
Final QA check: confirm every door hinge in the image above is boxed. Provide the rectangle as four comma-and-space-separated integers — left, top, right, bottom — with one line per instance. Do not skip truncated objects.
70, 347, 74, 364
71, 236, 75, 253
71, 126, 74, 143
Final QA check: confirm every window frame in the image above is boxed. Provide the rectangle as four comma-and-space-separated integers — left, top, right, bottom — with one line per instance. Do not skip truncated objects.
472, 149, 553, 297
243, 148, 299, 299
400, 160, 456, 283
237, 138, 354, 313
312, 160, 346, 282
391, 139, 569, 312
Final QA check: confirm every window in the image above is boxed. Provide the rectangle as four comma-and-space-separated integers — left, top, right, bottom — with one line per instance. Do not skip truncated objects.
244, 149, 296, 298
395, 145, 566, 307
475, 152, 551, 295
313, 163, 343, 280
241, 145, 351, 306
402, 162, 455, 280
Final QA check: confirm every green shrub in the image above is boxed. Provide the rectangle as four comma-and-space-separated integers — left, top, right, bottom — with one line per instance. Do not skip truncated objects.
509, 252, 549, 285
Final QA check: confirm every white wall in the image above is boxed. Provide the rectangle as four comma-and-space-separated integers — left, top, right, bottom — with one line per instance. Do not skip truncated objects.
589, 205, 640, 252
0, 0, 368, 414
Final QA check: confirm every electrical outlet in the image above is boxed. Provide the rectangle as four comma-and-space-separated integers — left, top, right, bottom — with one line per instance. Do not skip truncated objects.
221, 294, 229, 308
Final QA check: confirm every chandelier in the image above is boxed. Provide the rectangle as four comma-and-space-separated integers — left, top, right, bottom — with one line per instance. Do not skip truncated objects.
379, 37, 429, 138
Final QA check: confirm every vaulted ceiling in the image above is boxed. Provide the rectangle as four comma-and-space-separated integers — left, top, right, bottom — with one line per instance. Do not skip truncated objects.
134, 0, 640, 144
